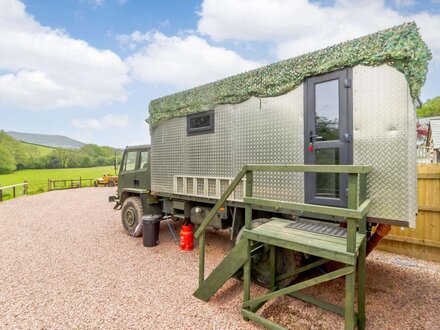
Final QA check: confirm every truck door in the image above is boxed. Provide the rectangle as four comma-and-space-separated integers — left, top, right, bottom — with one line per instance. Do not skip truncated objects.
119, 149, 139, 193
304, 68, 352, 207
135, 148, 150, 190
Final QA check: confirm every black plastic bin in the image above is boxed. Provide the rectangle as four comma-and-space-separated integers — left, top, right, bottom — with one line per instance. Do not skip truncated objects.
142, 215, 161, 247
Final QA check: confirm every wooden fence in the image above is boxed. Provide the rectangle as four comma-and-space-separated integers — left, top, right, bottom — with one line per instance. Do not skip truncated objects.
378, 164, 440, 262
0, 182, 28, 202
48, 178, 94, 191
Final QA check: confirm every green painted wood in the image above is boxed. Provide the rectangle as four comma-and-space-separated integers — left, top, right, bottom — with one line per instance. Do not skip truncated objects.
244, 197, 364, 219
193, 238, 249, 302
270, 245, 276, 290
243, 219, 364, 264
345, 266, 357, 330
242, 266, 354, 308
243, 230, 357, 265
250, 300, 268, 313
199, 231, 205, 287
276, 258, 330, 282
243, 238, 251, 321
359, 173, 367, 206
357, 239, 367, 330
245, 171, 253, 230
358, 200, 371, 218
347, 174, 359, 253
242, 309, 286, 330
245, 164, 372, 174
255, 218, 364, 247
194, 168, 247, 238
348, 173, 359, 210
288, 291, 345, 316
346, 219, 357, 254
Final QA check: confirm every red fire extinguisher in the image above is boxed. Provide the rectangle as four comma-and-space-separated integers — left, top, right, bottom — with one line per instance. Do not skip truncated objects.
180, 223, 194, 251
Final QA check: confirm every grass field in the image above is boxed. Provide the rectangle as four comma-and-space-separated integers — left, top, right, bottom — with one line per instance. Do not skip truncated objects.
19, 141, 55, 156
0, 166, 116, 201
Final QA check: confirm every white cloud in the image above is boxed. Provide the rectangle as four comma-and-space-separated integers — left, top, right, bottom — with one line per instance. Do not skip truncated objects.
0, 0, 129, 109
73, 114, 129, 130
116, 30, 152, 50
197, 0, 440, 61
126, 32, 263, 88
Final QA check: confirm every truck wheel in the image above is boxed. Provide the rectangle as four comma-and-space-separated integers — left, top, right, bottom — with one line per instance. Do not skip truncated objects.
236, 218, 303, 288
121, 196, 143, 237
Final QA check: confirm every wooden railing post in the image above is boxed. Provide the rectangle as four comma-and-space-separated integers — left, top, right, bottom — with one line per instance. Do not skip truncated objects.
0, 189, 3, 202
346, 173, 360, 253
13, 186, 16, 199
23, 181, 28, 195
199, 231, 205, 286
245, 170, 253, 230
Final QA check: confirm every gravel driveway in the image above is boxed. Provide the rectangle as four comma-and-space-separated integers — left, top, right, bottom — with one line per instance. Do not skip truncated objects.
0, 188, 439, 329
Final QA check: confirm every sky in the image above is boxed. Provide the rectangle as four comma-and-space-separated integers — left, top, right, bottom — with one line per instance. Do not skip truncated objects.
0, 0, 439, 148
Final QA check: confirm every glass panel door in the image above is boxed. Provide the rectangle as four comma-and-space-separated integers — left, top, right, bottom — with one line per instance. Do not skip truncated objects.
304, 69, 352, 207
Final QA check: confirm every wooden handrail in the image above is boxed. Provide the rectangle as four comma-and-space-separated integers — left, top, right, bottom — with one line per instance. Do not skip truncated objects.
0, 182, 28, 190
0, 181, 28, 202
195, 164, 371, 286
243, 197, 371, 219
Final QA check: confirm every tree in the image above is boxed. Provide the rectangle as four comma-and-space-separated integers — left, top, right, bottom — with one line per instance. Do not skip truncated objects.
417, 96, 440, 117
0, 145, 16, 174
54, 148, 69, 168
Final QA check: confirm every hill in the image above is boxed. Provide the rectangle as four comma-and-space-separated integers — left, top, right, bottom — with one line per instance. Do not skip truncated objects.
0, 131, 122, 174
19, 141, 55, 157
6, 131, 85, 149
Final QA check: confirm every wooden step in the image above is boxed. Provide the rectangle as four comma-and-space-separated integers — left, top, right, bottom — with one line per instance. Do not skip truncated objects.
243, 218, 365, 265
193, 238, 249, 302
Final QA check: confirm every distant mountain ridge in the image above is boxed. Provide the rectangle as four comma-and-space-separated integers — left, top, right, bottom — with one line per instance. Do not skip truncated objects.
6, 131, 85, 149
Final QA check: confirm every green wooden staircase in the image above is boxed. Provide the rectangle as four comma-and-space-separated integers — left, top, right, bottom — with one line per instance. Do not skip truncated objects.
193, 238, 248, 302
193, 164, 372, 330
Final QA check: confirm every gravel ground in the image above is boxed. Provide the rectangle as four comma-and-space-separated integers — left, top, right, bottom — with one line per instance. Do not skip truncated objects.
0, 188, 439, 329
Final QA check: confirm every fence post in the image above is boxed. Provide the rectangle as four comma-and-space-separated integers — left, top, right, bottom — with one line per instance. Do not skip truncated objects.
13, 186, 16, 198
24, 181, 28, 195
80, 177, 82, 188
0, 189, 2, 202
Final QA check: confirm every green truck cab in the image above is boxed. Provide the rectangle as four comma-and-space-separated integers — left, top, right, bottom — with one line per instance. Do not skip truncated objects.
110, 145, 161, 236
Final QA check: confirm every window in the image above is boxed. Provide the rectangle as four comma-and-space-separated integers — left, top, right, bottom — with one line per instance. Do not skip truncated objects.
140, 151, 149, 169
315, 79, 340, 141
124, 151, 138, 171
187, 110, 214, 135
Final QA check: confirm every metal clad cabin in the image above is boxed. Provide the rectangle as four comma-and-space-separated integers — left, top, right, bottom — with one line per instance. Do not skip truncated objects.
148, 23, 431, 228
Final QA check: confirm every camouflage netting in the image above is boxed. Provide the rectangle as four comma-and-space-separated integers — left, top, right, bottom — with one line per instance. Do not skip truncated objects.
148, 22, 431, 130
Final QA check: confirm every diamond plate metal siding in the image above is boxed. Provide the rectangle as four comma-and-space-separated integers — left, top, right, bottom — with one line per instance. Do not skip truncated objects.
151, 65, 416, 226
353, 65, 416, 226
151, 85, 304, 203
407, 93, 418, 228
230, 91, 304, 202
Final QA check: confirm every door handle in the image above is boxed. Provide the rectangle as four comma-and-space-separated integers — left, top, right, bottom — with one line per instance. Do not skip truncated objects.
344, 133, 351, 143
309, 134, 322, 142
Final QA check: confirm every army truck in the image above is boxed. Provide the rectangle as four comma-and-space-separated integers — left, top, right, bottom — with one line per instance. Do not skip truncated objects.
110, 23, 430, 288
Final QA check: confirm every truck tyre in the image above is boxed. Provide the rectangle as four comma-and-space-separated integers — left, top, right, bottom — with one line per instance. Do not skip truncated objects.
121, 196, 143, 237
236, 218, 303, 288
